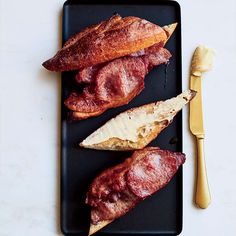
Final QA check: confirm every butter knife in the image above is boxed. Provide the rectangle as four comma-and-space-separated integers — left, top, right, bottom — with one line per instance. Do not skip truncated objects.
189, 45, 214, 209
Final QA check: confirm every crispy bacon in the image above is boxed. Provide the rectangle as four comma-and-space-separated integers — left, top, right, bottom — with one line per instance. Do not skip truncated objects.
64, 46, 171, 120
74, 43, 165, 85
86, 147, 185, 224
75, 64, 103, 84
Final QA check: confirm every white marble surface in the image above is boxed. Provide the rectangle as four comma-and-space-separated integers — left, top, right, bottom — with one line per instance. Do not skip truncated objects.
0, 0, 236, 235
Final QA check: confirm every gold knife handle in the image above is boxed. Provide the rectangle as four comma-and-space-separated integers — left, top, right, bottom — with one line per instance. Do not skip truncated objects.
195, 137, 211, 209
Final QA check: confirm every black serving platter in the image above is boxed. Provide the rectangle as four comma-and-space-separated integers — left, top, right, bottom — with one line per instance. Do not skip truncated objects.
61, 0, 182, 235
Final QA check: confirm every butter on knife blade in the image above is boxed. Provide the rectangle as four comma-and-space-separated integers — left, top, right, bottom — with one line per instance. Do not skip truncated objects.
191, 45, 215, 76
190, 45, 215, 136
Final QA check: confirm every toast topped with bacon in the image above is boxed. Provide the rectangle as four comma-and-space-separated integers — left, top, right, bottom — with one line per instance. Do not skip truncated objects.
42, 15, 177, 120
86, 147, 186, 235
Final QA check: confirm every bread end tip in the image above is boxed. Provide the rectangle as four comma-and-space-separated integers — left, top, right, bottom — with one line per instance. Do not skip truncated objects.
79, 142, 84, 148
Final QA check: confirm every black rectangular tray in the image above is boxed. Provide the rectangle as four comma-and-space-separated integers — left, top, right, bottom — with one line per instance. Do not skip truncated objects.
61, 0, 182, 235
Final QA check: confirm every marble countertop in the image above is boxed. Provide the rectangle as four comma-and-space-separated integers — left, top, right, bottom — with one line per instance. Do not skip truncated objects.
0, 0, 236, 235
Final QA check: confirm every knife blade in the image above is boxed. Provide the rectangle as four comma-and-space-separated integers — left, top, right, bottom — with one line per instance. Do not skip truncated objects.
189, 74, 204, 138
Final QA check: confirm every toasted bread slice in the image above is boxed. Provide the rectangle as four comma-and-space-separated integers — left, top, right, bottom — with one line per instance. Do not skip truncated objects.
88, 220, 113, 236
80, 90, 196, 151
43, 15, 172, 72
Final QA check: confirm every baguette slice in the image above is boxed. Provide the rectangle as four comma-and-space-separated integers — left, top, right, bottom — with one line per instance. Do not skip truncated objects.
42, 15, 171, 71
80, 90, 196, 151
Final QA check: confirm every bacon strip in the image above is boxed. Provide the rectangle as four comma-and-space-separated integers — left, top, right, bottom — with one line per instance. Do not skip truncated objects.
74, 42, 165, 85
86, 147, 185, 224
65, 46, 171, 120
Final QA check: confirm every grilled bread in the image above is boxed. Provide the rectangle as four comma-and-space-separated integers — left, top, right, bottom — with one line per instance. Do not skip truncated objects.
42, 14, 176, 71
80, 90, 196, 151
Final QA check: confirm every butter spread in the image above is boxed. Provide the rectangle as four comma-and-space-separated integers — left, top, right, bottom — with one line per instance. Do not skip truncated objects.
191, 45, 215, 76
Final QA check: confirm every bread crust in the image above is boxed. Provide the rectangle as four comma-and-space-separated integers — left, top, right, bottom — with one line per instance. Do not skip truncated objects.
42, 15, 167, 71
88, 220, 113, 236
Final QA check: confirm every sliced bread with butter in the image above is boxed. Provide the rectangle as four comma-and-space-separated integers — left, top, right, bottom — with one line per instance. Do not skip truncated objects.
80, 90, 196, 151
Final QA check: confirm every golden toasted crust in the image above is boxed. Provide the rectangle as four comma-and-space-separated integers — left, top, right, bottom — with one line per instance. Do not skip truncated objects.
42, 15, 168, 71
64, 18, 177, 52
70, 110, 106, 120
88, 220, 113, 236
63, 14, 127, 49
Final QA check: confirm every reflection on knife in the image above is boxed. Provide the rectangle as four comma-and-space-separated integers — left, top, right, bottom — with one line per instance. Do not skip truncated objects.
189, 45, 215, 209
